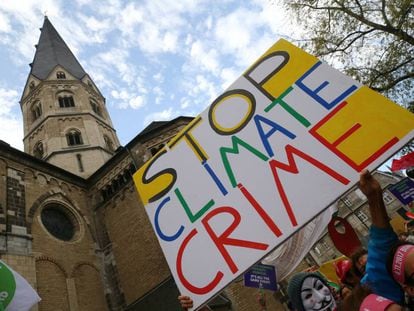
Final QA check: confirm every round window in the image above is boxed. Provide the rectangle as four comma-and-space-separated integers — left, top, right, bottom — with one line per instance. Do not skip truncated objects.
41, 205, 76, 241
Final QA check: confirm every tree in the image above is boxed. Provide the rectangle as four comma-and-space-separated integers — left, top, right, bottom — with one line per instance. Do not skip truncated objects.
283, 0, 413, 109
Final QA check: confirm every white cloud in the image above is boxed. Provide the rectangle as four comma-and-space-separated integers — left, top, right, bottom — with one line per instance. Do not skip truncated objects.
0, 11, 11, 33
111, 89, 130, 100
143, 107, 175, 126
153, 72, 163, 82
189, 40, 219, 73
212, 5, 290, 67
193, 75, 218, 100
0, 88, 22, 150
220, 67, 239, 90
0, 116, 23, 150
0, 0, 296, 151
137, 26, 179, 54
0, 0, 64, 62
117, 2, 144, 37
111, 89, 146, 110
214, 8, 254, 54
75, 0, 93, 6
95, 48, 140, 86
129, 95, 145, 109
0, 88, 19, 115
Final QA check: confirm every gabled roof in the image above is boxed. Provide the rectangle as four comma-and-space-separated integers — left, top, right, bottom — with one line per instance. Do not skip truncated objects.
139, 121, 169, 136
30, 16, 86, 80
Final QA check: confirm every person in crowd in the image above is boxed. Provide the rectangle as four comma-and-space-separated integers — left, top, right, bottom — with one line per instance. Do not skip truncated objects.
338, 285, 351, 300
386, 241, 414, 308
340, 170, 405, 309
356, 169, 404, 304
339, 285, 402, 310
350, 248, 367, 278
334, 258, 360, 302
287, 271, 337, 311
334, 258, 360, 289
398, 232, 414, 243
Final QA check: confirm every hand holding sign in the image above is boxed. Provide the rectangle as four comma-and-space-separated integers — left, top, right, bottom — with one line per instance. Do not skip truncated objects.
134, 39, 414, 310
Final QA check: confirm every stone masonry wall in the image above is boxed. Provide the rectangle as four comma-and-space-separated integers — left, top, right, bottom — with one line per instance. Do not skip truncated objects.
101, 183, 170, 306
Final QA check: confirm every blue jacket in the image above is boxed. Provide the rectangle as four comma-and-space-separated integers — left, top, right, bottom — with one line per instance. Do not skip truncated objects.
361, 226, 404, 304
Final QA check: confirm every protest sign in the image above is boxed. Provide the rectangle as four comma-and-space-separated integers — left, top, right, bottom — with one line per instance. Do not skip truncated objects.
388, 178, 414, 205
244, 263, 277, 291
0, 260, 40, 311
133, 39, 414, 309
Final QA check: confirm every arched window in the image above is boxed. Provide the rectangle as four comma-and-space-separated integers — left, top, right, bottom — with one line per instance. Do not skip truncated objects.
66, 129, 83, 146
41, 204, 79, 241
90, 100, 102, 116
56, 71, 66, 79
58, 94, 75, 108
29, 81, 35, 90
31, 101, 42, 121
104, 135, 114, 151
33, 141, 44, 158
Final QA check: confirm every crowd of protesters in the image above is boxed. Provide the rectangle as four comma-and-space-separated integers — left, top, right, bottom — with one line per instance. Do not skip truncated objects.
286, 170, 414, 311
178, 170, 414, 310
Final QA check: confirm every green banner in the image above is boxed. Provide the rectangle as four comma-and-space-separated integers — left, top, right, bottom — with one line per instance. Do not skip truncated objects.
0, 261, 16, 309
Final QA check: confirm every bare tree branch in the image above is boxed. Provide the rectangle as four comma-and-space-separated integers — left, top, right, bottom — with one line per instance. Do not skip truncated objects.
381, 0, 392, 27
354, 0, 364, 16
293, 1, 414, 45
372, 72, 414, 92
285, 0, 414, 101
316, 28, 376, 56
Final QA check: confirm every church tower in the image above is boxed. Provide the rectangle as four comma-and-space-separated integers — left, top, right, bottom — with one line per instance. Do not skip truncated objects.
20, 16, 120, 178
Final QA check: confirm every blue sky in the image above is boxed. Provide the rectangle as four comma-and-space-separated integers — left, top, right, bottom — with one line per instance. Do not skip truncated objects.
0, 0, 302, 150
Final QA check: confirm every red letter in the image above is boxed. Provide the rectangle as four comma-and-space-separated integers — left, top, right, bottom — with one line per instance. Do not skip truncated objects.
202, 206, 269, 274
269, 144, 350, 226
238, 183, 282, 237
176, 228, 224, 294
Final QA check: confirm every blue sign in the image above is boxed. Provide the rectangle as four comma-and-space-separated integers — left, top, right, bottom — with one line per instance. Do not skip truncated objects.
243, 263, 278, 291
388, 178, 414, 205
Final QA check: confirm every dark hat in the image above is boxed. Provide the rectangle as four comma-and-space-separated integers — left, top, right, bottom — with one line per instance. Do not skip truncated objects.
287, 272, 329, 311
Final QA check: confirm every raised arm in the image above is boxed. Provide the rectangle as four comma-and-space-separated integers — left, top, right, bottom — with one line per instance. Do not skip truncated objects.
358, 170, 389, 229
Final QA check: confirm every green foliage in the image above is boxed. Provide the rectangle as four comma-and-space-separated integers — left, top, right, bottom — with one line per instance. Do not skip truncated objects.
283, 0, 413, 108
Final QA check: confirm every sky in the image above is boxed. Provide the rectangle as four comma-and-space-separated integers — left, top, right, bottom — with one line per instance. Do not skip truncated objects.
0, 0, 304, 150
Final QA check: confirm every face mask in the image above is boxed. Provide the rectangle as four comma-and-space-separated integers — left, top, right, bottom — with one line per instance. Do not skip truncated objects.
300, 277, 336, 311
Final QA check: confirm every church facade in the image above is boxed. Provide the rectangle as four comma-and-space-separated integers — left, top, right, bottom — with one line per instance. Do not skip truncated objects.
0, 17, 289, 311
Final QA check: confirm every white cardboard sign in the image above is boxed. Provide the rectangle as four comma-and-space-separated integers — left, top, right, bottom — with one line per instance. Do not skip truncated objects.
134, 39, 414, 310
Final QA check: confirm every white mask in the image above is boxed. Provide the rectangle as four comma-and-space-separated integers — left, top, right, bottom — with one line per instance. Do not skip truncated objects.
300, 276, 336, 311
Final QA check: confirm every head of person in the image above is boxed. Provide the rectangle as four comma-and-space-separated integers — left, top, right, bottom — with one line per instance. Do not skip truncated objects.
287, 272, 336, 311
339, 285, 401, 311
339, 285, 352, 300
334, 259, 360, 288
387, 241, 414, 296
350, 248, 368, 278
398, 232, 408, 241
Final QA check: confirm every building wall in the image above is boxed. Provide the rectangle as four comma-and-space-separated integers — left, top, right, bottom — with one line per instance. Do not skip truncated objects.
100, 185, 170, 305
21, 73, 117, 178
0, 150, 107, 311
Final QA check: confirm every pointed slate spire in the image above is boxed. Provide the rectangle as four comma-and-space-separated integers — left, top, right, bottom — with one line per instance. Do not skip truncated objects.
30, 16, 86, 80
